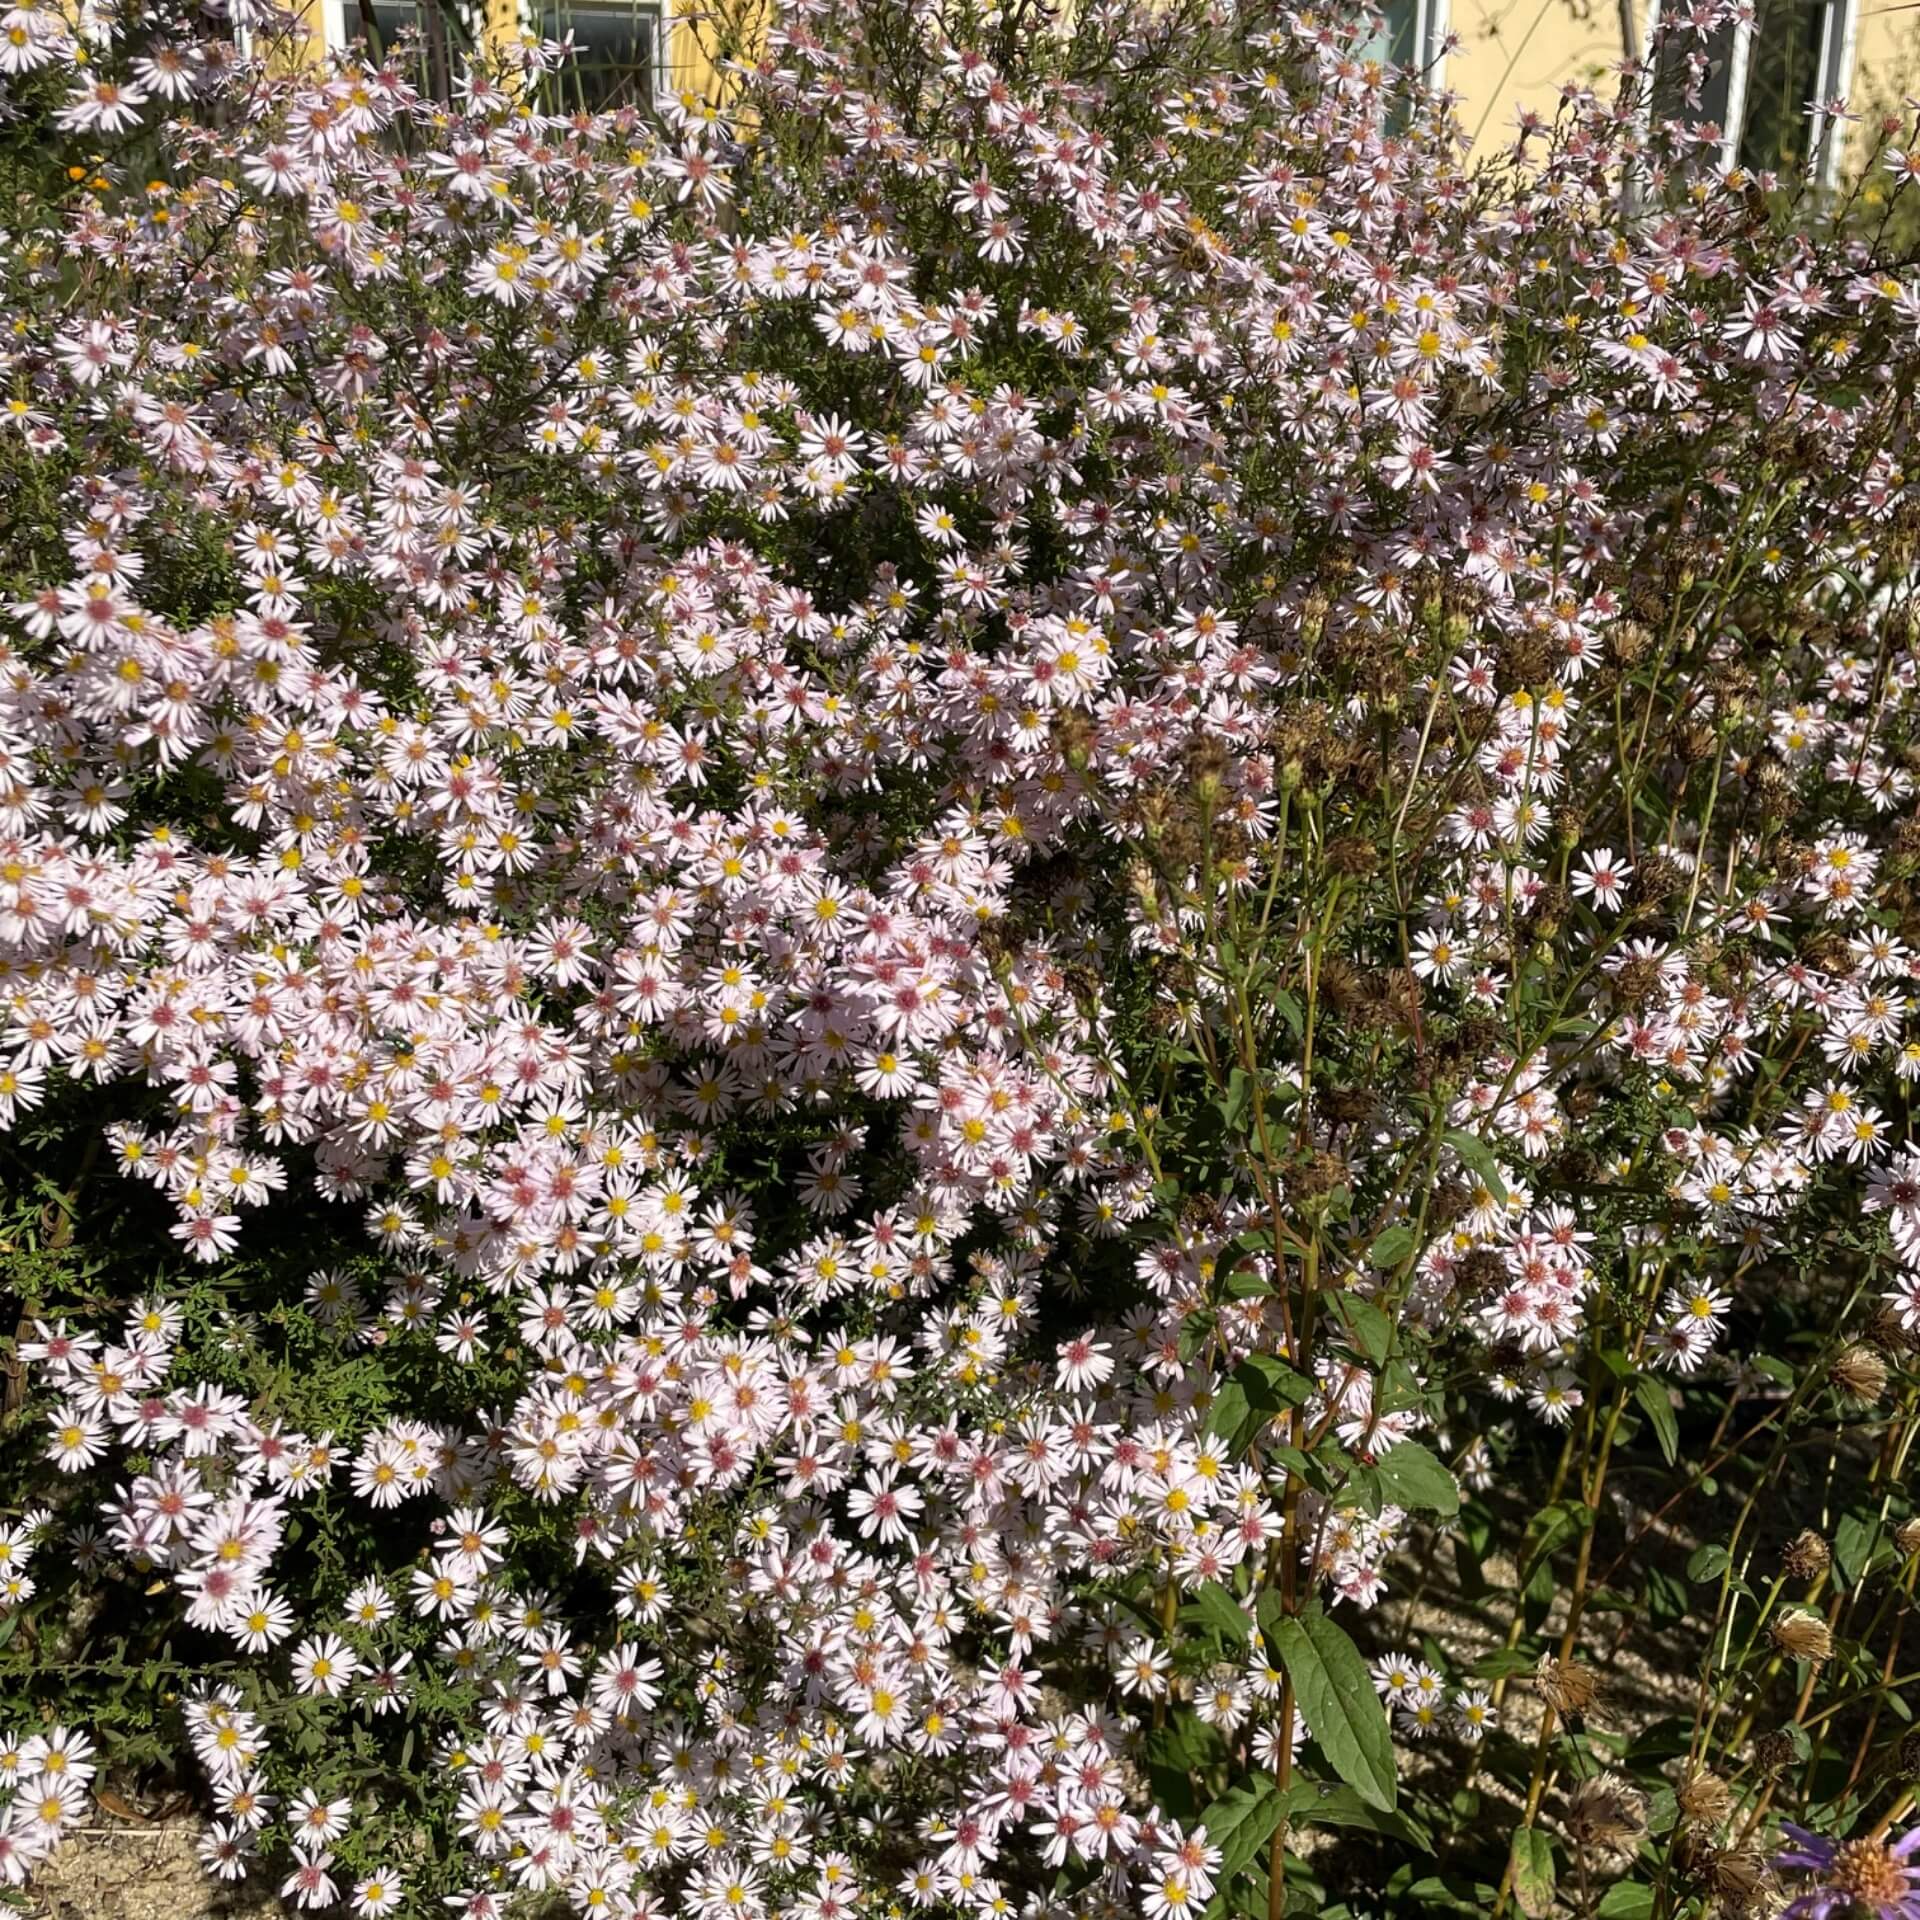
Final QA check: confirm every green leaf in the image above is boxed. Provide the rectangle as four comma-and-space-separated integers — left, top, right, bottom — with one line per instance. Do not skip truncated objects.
1443, 1127, 1508, 1204
1371, 1440, 1459, 1517
1686, 1543, 1731, 1584
1267, 1607, 1397, 1811
1834, 1513, 1883, 1590
1521, 1499, 1593, 1584
1208, 1352, 1313, 1457
1633, 1375, 1679, 1466
1368, 1224, 1416, 1269
1507, 1828, 1556, 1920
1200, 1777, 1285, 1881
1281, 1780, 1434, 1852
1192, 1579, 1253, 1647
1596, 1881, 1653, 1919
1331, 1292, 1393, 1365
1273, 989, 1304, 1038
1144, 1713, 1227, 1816
1179, 1309, 1217, 1362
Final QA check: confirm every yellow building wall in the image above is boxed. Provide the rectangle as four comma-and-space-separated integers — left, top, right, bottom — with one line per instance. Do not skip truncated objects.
1445, 0, 1621, 146
1444, 0, 1920, 173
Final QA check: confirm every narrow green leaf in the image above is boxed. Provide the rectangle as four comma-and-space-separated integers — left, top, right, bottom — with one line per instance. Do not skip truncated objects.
1268, 1608, 1397, 1810
1632, 1375, 1678, 1466
1444, 1128, 1508, 1204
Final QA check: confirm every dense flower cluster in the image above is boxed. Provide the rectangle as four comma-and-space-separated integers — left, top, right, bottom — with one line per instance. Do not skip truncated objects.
5, 0, 1920, 1911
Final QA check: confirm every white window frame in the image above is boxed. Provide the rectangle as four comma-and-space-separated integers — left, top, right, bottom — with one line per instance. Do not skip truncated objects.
1642, 0, 1859, 187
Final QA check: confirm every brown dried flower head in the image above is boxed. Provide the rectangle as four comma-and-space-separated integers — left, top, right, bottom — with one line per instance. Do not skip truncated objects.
1780, 1530, 1830, 1582
1768, 1607, 1833, 1664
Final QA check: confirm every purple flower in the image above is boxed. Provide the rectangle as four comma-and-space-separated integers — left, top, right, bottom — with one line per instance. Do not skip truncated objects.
1774, 1823, 1920, 1920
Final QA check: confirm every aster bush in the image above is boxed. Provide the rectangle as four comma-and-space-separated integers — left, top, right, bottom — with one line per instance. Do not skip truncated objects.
6, 0, 1920, 1916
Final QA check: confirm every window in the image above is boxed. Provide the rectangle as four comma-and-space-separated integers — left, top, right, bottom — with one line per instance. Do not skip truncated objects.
1361, 0, 1450, 83
539, 0, 663, 112
1737, 0, 1855, 182
328, 0, 472, 92
1646, 0, 1858, 186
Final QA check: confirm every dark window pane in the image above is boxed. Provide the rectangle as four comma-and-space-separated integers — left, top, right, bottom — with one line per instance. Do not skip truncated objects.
1737, 0, 1832, 174
544, 3, 657, 111
367, 1, 419, 56
1650, 14, 1737, 151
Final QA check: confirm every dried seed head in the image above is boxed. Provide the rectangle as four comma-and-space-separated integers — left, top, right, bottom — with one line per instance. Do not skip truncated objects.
1707, 1846, 1767, 1917
1323, 834, 1378, 878
1867, 1303, 1919, 1355
1767, 1607, 1832, 1664
1751, 1728, 1796, 1774
1779, 1530, 1830, 1582
1897, 1517, 1920, 1559
1612, 618, 1654, 664
1563, 1771, 1646, 1855
1613, 955, 1665, 1012
1676, 1769, 1734, 1832
1830, 1343, 1889, 1404
1534, 1654, 1597, 1718
1632, 852, 1684, 906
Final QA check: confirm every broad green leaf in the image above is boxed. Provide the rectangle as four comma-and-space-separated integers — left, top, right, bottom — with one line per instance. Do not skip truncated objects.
1242, 1352, 1314, 1405
1192, 1579, 1253, 1647
1368, 1224, 1416, 1269
1267, 1607, 1397, 1810
1370, 1440, 1459, 1516
1179, 1309, 1217, 1361
1281, 1780, 1433, 1851
1146, 1711, 1230, 1776
1207, 1376, 1253, 1449
1834, 1513, 1883, 1589
1208, 1353, 1312, 1457
1144, 1713, 1227, 1817
1331, 1291, 1393, 1365
1507, 1828, 1556, 1920
1596, 1885, 1653, 1920
1200, 1776, 1284, 1881
1633, 1375, 1679, 1466
1685, 1543, 1731, 1584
